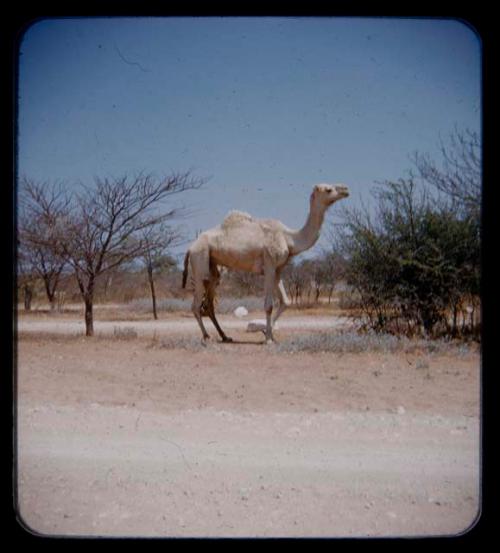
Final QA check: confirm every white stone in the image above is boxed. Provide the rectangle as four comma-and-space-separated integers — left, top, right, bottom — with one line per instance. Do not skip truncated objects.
246, 319, 280, 332
234, 306, 249, 318
247, 319, 266, 332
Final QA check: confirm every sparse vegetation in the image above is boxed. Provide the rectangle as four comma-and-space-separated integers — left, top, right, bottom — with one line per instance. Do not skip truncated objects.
333, 129, 480, 340
18, 129, 480, 344
18, 172, 206, 336
113, 326, 139, 340
18, 178, 71, 311
157, 335, 207, 351
273, 330, 474, 356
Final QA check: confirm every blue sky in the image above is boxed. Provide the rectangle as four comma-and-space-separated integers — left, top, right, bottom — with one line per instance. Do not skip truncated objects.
18, 16, 481, 259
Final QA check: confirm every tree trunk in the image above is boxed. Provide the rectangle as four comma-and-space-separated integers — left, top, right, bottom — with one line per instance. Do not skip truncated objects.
43, 274, 59, 311
24, 284, 33, 311
147, 264, 158, 320
328, 287, 334, 304
84, 297, 94, 336
452, 303, 458, 337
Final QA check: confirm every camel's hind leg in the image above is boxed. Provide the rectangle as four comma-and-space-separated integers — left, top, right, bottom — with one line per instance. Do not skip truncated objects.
263, 265, 277, 343
188, 238, 213, 341
204, 263, 233, 343
192, 278, 211, 340
207, 302, 233, 342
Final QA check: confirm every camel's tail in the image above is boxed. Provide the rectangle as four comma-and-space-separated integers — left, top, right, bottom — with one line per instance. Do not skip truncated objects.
182, 250, 190, 289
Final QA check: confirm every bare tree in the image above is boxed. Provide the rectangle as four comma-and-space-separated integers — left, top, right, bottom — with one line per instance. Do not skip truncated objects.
55, 171, 205, 336
18, 178, 70, 310
412, 127, 481, 336
140, 223, 182, 319
17, 242, 35, 311
315, 251, 347, 303
223, 269, 263, 297
282, 259, 310, 305
412, 127, 481, 218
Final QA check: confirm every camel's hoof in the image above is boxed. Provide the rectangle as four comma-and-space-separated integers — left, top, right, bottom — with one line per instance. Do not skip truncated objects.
265, 338, 274, 345
222, 336, 233, 343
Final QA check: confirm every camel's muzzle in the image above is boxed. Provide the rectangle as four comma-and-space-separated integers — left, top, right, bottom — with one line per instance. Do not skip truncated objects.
336, 185, 349, 198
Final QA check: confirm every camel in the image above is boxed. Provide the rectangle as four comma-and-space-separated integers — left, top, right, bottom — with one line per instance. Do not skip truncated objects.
182, 183, 349, 343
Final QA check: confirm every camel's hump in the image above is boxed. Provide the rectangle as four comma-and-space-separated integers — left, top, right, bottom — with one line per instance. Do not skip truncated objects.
221, 210, 254, 229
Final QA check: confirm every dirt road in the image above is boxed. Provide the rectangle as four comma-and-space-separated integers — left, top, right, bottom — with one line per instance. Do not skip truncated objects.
16, 319, 480, 538
16, 313, 351, 336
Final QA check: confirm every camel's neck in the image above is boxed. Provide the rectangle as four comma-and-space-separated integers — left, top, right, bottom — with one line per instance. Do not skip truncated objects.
287, 202, 327, 256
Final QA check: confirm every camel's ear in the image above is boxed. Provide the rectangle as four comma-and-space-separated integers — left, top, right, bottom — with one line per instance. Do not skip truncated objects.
311, 184, 320, 200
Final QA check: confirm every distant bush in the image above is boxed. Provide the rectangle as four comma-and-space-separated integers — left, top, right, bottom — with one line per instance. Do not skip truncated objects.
215, 296, 263, 314
128, 297, 190, 313
220, 269, 264, 297
128, 295, 264, 314
156, 298, 192, 312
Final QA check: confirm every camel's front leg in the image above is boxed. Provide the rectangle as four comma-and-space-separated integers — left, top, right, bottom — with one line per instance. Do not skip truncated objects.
246, 277, 289, 337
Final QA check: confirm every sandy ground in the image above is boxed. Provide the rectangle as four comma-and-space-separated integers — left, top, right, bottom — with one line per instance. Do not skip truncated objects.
16, 311, 481, 538
16, 313, 351, 336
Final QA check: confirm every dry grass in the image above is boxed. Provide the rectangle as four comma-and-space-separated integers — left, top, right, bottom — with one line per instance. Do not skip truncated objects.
155, 335, 207, 351
272, 330, 476, 356
112, 326, 139, 340
18, 326, 477, 357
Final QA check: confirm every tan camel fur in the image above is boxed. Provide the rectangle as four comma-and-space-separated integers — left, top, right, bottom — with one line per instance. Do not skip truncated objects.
182, 183, 349, 343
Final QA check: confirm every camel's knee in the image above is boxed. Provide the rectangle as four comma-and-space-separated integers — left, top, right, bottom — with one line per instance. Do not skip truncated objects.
264, 296, 273, 315
192, 287, 207, 315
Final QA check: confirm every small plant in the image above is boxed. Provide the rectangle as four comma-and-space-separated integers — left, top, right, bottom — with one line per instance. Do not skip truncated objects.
415, 358, 430, 370
113, 326, 138, 340
158, 335, 206, 351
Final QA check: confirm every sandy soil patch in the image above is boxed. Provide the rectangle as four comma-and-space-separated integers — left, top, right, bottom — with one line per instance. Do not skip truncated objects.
16, 317, 481, 538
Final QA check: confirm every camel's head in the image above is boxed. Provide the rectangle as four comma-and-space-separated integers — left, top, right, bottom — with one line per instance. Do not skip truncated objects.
311, 183, 349, 207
